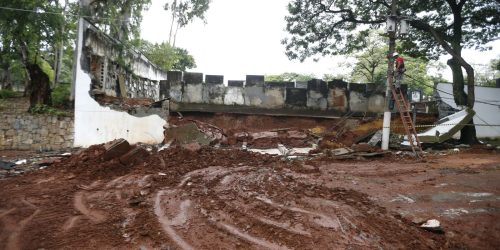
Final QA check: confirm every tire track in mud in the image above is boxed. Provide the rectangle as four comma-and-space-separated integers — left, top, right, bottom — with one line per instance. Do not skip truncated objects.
151, 163, 443, 249
1, 199, 40, 250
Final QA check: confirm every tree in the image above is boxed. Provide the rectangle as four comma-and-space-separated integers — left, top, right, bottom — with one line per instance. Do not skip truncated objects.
0, 0, 66, 109
350, 32, 387, 84
138, 40, 196, 71
265, 72, 316, 82
86, 0, 151, 42
283, 0, 500, 144
164, 0, 210, 46
349, 33, 434, 94
473, 56, 500, 87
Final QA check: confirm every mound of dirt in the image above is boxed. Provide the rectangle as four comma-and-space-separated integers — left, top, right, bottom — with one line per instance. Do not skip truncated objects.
0, 141, 449, 249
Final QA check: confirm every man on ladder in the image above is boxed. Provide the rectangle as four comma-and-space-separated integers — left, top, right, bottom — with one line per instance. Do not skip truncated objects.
393, 53, 405, 91
390, 52, 423, 157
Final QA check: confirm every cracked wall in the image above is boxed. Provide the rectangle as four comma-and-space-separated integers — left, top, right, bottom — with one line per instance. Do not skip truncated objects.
72, 19, 168, 147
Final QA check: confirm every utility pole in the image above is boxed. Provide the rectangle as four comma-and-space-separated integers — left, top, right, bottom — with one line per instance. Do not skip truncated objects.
381, 0, 398, 150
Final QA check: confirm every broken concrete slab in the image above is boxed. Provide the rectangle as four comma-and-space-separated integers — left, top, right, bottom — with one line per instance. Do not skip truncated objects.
102, 139, 132, 161
119, 147, 150, 166
331, 147, 355, 156
367, 130, 383, 146
251, 131, 279, 140
418, 108, 475, 143
164, 123, 212, 146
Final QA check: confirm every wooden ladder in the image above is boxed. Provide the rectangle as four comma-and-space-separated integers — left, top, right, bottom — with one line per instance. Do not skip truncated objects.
390, 85, 424, 157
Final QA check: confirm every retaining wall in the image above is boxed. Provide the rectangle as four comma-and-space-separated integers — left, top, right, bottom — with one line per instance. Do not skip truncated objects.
0, 114, 73, 151
163, 72, 405, 116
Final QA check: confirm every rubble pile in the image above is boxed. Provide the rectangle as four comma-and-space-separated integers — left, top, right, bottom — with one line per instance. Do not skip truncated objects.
0, 138, 461, 249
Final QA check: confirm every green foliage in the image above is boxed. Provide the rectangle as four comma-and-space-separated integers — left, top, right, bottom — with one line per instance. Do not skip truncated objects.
283, 0, 499, 61
88, 0, 152, 41
474, 56, 500, 87
29, 104, 70, 117
138, 40, 196, 71
51, 83, 71, 108
36, 57, 55, 84
164, 0, 210, 27
0, 89, 17, 99
265, 72, 316, 82
164, 0, 211, 45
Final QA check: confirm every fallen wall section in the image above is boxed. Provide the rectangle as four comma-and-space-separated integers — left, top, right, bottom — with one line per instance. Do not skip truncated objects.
72, 18, 168, 147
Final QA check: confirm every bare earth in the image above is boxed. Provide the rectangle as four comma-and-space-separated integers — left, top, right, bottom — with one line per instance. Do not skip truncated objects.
0, 145, 499, 250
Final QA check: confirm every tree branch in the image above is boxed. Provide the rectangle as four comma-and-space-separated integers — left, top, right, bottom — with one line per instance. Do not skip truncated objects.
410, 19, 475, 107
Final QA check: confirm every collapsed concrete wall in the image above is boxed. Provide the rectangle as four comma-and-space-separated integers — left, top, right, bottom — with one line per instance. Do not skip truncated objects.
72, 18, 168, 147
436, 83, 500, 138
164, 71, 401, 117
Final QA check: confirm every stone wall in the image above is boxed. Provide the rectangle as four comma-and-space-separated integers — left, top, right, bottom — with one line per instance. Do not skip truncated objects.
0, 98, 73, 150
0, 114, 73, 151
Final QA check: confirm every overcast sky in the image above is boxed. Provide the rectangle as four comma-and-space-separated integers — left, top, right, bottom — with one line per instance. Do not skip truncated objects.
141, 0, 500, 82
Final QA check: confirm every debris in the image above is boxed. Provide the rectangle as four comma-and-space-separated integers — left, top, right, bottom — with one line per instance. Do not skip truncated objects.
420, 219, 444, 234
331, 147, 354, 156
102, 139, 132, 161
182, 142, 202, 152
164, 123, 212, 146
351, 143, 379, 153
251, 131, 279, 140
119, 147, 150, 166
277, 144, 289, 156
367, 130, 383, 146
391, 194, 415, 203
15, 159, 27, 165
419, 108, 475, 143
0, 160, 15, 170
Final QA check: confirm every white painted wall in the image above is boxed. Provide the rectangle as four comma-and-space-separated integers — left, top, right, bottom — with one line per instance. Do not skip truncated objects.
437, 83, 500, 138
72, 19, 167, 147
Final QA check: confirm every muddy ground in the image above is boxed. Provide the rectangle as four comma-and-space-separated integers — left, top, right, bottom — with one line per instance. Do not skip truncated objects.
0, 144, 499, 249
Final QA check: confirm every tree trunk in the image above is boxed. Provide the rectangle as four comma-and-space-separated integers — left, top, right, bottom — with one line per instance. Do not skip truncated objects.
447, 58, 466, 106
446, 56, 478, 144
1, 64, 13, 90
26, 63, 52, 110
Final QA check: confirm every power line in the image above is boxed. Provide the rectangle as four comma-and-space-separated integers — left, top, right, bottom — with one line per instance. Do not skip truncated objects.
404, 73, 500, 107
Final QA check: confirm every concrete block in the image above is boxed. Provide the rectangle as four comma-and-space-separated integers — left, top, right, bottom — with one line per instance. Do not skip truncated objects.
205, 75, 224, 85
262, 87, 285, 109
159, 80, 168, 99
167, 71, 183, 102
245, 75, 265, 87
285, 88, 307, 108
307, 79, 328, 110
119, 147, 150, 166
367, 94, 385, 113
349, 91, 368, 112
102, 138, 132, 161
228, 80, 244, 87
224, 87, 245, 105
243, 85, 265, 106
168, 71, 183, 81
184, 72, 203, 84
202, 84, 225, 104
328, 87, 348, 112
183, 82, 204, 103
